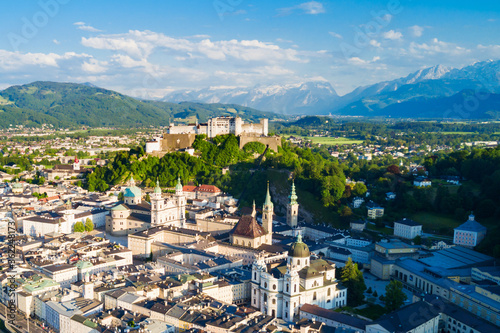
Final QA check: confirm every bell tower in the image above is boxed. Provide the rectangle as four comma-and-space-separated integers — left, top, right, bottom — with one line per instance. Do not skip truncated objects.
262, 181, 273, 245
286, 181, 299, 228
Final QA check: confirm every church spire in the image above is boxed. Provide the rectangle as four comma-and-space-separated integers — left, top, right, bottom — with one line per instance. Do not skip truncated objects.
264, 181, 273, 210
252, 200, 256, 217
289, 180, 298, 205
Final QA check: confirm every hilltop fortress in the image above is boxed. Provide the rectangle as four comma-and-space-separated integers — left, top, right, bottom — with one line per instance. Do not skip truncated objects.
146, 116, 281, 154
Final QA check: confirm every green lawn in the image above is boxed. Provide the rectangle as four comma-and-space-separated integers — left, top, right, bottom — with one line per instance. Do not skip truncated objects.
410, 212, 461, 234
337, 303, 386, 320
296, 136, 363, 145
366, 222, 393, 235
439, 131, 478, 135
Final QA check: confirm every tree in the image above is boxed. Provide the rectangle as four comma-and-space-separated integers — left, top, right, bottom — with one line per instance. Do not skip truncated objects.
384, 280, 407, 312
73, 221, 85, 233
85, 218, 94, 232
387, 164, 400, 175
413, 235, 422, 245
373, 290, 378, 297
145, 193, 151, 202
352, 182, 367, 197
341, 257, 366, 306
118, 192, 124, 201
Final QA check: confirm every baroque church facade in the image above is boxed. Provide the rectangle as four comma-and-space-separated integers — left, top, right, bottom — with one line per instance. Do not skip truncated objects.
106, 177, 186, 236
251, 235, 347, 321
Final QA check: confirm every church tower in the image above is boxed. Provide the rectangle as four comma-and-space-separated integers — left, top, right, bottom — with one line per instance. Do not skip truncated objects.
73, 157, 80, 171
151, 179, 162, 225
262, 181, 273, 245
286, 181, 299, 228
175, 176, 186, 227
83, 272, 94, 300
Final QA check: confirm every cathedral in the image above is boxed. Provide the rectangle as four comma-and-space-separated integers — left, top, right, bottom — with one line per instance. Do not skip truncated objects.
251, 235, 347, 321
106, 176, 186, 236
230, 182, 273, 248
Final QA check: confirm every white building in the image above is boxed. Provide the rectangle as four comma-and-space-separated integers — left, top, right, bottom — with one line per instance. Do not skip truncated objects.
414, 176, 432, 187
453, 214, 487, 248
167, 117, 268, 138
42, 263, 78, 288
394, 218, 422, 240
251, 235, 347, 322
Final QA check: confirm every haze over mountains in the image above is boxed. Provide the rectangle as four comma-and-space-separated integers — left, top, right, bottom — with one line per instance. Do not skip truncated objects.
0, 60, 499, 128
162, 59, 500, 118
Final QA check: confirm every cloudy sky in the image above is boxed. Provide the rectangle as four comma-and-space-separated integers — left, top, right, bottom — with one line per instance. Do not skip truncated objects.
1, 0, 499, 97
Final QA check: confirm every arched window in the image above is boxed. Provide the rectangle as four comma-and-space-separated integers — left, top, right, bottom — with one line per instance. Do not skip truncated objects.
272, 299, 276, 305
273, 284, 276, 290
313, 292, 317, 301
286, 284, 289, 292
254, 273, 257, 280
327, 288, 331, 296
254, 289, 257, 295
285, 301, 288, 308
264, 294, 267, 302
248, 241, 251, 247
264, 282, 267, 288
294, 285, 297, 293
297, 259, 300, 265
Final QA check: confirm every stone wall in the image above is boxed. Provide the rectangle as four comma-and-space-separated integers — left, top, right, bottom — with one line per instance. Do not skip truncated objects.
239, 135, 282, 152
160, 133, 197, 152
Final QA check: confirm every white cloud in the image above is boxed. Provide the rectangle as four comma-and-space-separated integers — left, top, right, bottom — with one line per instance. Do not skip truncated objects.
81, 59, 107, 73
0, 50, 87, 70
383, 30, 403, 40
370, 40, 381, 48
409, 25, 424, 37
298, 1, 325, 14
278, 1, 325, 16
81, 30, 306, 63
409, 38, 471, 57
53, 39, 60, 45
74, 22, 102, 32
348, 56, 380, 66
329, 32, 343, 39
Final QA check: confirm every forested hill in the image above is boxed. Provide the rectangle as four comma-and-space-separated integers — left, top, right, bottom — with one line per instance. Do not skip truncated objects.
0, 81, 276, 128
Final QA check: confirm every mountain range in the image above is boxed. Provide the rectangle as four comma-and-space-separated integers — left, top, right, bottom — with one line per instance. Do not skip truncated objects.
162, 60, 500, 119
0, 81, 276, 128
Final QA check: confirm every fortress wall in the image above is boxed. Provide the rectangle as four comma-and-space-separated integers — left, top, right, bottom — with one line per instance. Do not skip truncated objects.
160, 133, 197, 152
239, 135, 282, 152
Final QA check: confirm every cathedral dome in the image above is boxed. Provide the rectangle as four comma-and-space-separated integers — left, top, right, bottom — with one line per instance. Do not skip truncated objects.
288, 234, 310, 258
124, 186, 141, 198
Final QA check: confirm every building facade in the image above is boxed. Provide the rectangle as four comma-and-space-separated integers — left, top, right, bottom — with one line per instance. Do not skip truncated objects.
453, 214, 487, 247
251, 235, 347, 322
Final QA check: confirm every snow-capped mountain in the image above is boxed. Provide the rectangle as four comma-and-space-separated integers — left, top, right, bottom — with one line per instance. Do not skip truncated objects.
161, 60, 500, 118
335, 59, 500, 118
162, 81, 339, 115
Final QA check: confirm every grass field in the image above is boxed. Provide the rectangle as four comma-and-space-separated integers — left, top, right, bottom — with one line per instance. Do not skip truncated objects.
410, 212, 461, 234
438, 131, 478, 135
305, 136, 364, 145
366, 222, 393, 235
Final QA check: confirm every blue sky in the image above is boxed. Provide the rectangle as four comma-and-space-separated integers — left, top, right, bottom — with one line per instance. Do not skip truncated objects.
0, 0, 499, 97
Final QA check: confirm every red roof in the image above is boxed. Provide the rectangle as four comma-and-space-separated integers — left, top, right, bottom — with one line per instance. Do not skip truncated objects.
183, 185, 197, 192
196, 185, 221, 193
39, 195, 60, 203
232, 215, 266, 238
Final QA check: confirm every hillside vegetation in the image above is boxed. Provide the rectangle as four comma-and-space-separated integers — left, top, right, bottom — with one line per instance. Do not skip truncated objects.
0, 81, 275, 128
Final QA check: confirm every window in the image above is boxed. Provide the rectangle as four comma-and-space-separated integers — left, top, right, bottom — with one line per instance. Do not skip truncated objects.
285, 301, 288, 308
254, 273, 257, 280
327, 288, 331, 296
286, 284, 289, 292
264, 282, 267, 288
273, 284, 276, 290
264, 294, 267, 302
313, 292, 317, 301
297, 259, 300, 265
294, 285, 297, 293
272, 299, 276, 305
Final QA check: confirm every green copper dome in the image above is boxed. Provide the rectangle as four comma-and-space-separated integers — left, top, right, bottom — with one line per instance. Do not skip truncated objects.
154, 179, 162, 194
175, 176, 183, 192
289, 234, 310, 258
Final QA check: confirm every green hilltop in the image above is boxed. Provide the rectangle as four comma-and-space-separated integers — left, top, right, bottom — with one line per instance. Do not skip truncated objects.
0, 81, 276, 128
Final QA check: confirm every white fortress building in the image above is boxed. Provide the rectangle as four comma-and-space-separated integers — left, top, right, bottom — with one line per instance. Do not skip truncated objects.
167, 116, 268, 138
251, 235, 347, 322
